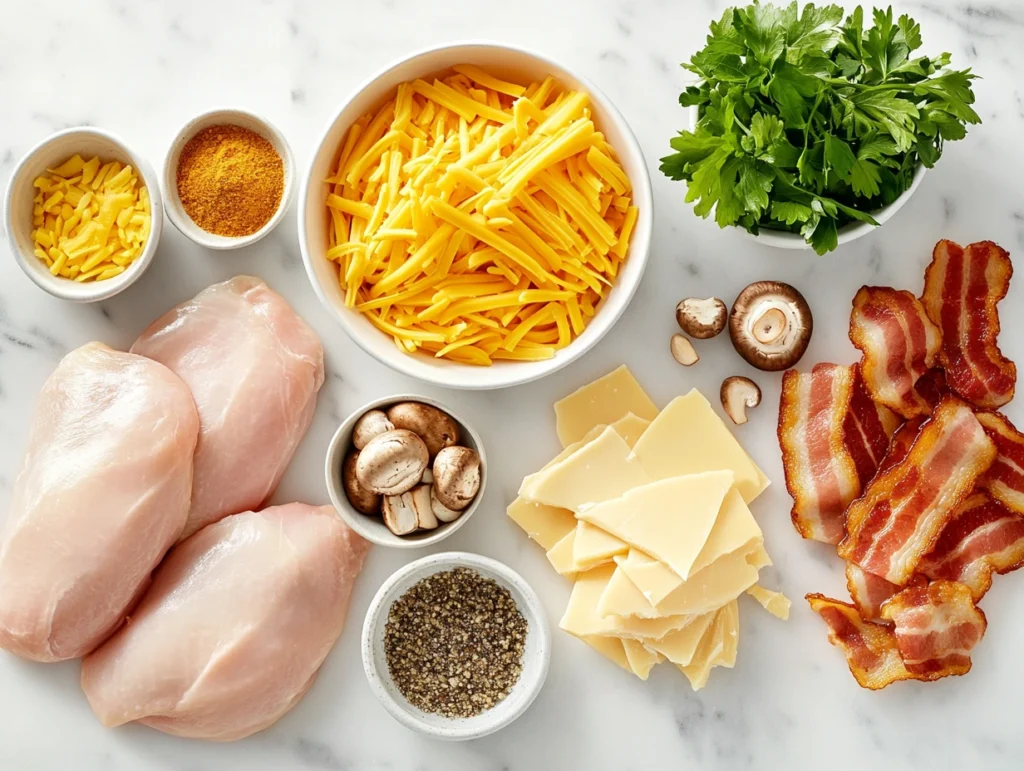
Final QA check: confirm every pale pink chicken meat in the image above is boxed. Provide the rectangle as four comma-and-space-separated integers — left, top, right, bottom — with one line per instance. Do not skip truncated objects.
0, 343, 199, 662
81, 503, 369, 741
131, 276, 325, 539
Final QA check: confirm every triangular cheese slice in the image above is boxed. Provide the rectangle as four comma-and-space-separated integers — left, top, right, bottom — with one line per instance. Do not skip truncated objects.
546, 530, 578, 578
613, 550, 684, 607
598, 545, 765, 619
573, 521, 628, 569
554, 365, 659, 447
506, 498, 577, 551
578, 472, 734, 580
580, 635, 631, 672
678, 600, 739, 690
520, 427, 651, 511
621, 639, 662, 680
607, 611, 697, 642
746, 585, 791, 620
644, 611, 716, 666
631, 390, 769, 503
559, 564, 620, 637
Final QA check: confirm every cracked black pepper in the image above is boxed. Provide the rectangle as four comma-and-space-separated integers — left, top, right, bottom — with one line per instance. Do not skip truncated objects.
384, 567, 527, 718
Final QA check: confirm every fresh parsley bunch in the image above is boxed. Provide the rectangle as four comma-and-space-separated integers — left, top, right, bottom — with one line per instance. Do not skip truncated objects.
660, 3, 980, 254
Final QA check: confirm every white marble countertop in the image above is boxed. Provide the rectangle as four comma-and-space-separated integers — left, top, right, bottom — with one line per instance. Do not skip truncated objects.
2, 1, 1023, 769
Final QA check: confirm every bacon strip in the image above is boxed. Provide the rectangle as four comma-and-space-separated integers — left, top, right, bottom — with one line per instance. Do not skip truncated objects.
779, 364, 860, 544
806, 594, 913, 689
844, 365, 902, 489
850, 287, 942, 418
913, 368, 949, 411
838, 398, 997, 585
845, 562, 900, 621
880, 581, 987, 679
919, 492, 1024, 600
922, 240, 1015, 409
977, 411, 1024, 515
875, 416, 927, 477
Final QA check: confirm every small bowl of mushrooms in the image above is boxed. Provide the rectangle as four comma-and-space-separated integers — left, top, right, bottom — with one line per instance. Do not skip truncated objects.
326, 395, 487, 548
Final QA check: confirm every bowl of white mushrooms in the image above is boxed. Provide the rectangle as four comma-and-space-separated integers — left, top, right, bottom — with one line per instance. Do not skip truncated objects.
326, 395, 486, 548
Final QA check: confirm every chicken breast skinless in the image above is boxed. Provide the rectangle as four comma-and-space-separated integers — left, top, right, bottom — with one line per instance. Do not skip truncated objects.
81, 504, 369, 741
132, 276, 325, 540
0, 343, 199, 662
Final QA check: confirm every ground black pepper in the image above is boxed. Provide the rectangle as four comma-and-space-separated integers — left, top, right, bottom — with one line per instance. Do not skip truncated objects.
384, 567, 527, 718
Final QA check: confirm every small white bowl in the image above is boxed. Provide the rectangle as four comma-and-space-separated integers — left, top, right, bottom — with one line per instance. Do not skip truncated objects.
4, 127, 164, 303
684, 105, 925, 250
362, 552, 551, 741
299, 41, 654, 390
163, 109, 295, 249
325, 394, 487, 548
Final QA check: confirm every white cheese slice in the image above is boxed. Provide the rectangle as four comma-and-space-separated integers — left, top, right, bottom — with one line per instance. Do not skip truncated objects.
621, 638, 662, 680
578, 472, 735, 581
598, 545, 766, 619
678, 600, 739, 691
579, 635, 631, 672
560, 564, 621, 637
545, 530, 578, 578
608, 611, 697, 642
554, 365, 659, 448
746, 585, 791, 620
506, 498, 577, 551
520, 426, 651, 511
644, 611, 717, 666
631, 390, 769, 504
573, 521, 628, 569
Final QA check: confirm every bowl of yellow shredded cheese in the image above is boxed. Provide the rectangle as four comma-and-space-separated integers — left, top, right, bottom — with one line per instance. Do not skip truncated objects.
299, 42, 652, 389
4, 126, 162, 303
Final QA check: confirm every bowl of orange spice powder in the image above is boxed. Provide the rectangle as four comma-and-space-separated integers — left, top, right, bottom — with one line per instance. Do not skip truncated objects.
163, 109, 294, 249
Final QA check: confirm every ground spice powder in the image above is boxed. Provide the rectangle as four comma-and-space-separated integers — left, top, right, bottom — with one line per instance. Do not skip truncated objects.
176, 124, 283, 237
384, 567, 527, 719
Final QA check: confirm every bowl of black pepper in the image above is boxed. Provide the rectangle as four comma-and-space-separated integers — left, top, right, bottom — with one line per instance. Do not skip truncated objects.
361, 552, 551, 740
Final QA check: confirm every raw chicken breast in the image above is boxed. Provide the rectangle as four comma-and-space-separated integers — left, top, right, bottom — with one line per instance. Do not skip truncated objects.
131, 276, 324, 539
0, 343, 199, 662
81, 503, 369, 741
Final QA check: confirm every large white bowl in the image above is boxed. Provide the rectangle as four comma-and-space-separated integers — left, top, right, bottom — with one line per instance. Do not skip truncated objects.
362, 552, 551, 740
299, 42, 653, 390
684, 105, 925, 250
4, 127, 163, 303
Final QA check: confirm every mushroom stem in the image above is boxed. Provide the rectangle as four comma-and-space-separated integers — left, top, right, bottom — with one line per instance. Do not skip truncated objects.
721, 376, 762, 425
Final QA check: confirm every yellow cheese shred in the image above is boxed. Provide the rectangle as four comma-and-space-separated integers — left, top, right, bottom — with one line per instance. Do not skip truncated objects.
324, 66, 638, 365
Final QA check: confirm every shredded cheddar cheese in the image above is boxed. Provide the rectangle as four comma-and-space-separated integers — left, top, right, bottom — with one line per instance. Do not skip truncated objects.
324, 66, 638, 366
31, 154, 151, 282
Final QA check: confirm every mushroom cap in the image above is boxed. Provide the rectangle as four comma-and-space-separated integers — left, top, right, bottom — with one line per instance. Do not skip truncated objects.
729, 281, 812, 371
676, 297, 727, 339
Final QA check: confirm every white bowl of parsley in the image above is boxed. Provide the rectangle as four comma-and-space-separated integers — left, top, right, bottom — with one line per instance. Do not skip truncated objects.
662, 4, 981, 254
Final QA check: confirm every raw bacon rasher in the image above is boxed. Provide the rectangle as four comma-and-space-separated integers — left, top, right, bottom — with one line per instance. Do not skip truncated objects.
880, 581, 987, 680
922, 240, 1015, 410
919, 493, 1024, 601
838, 397, 997, 585
806, 594, 914, 689
977, 411, 1024, 515
850, 287, 942, 418
779, 364, 860, 544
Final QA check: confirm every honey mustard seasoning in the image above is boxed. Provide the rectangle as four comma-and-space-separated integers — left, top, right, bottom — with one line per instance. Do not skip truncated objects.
176, 125, 283, 237
384, 567, 527, 718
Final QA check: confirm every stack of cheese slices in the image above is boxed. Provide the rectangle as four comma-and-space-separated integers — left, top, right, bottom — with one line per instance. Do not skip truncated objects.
508, 365, 789, 688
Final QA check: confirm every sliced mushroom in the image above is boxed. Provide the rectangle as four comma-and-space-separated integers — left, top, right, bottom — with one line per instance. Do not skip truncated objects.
342, 450, 381, 515
676, 297, 727, 339
729, 281, 812, 371
721, 376, 762, 425
352, 409, 394, 450
386, 402, 460, 457
382, 491, 420, 536
432, 446, 481, 511
356, 429, 429, 496
670, 334, 699, 366
431, 487, 464, 523
411, 484, 438, 529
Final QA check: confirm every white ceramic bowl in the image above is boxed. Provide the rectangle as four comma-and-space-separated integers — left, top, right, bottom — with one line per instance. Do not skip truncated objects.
4, 127, 163, 303
362, 552, 551, 741
163, 109, 295, 249
326, 394, 487, 548
299, 41, 654, 390
684, 105, 925, 250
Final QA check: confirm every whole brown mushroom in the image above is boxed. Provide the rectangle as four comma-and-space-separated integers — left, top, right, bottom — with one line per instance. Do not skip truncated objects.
676, 297, 727, 339
729, 282, 813, 371
342, 451, 382, 515
386, 402, 460, 457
